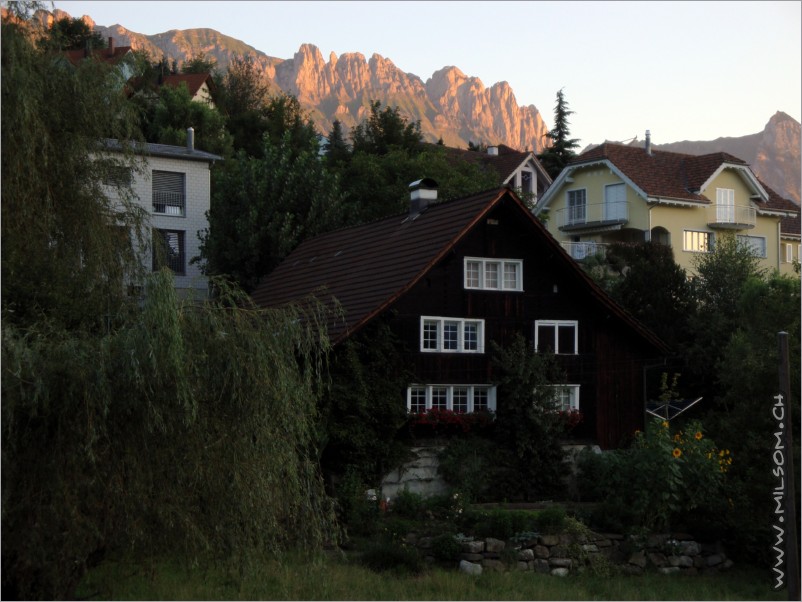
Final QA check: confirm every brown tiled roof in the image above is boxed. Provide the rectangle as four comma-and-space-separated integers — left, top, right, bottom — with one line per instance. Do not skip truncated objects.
64, 45, 132, 67
162, 73, 217, 97
252, 189, 504, 341
573, 143, 753, 204
436, 144, 537, 183
251, 187, 669, 353
758, 178, 800, 216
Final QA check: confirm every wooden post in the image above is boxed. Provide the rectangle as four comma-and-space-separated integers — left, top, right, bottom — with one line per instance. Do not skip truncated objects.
778, 332, 799, 600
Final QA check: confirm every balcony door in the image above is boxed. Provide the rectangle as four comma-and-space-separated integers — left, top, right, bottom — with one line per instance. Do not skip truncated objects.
716, 188, 735, 223
604, 183, 626, 221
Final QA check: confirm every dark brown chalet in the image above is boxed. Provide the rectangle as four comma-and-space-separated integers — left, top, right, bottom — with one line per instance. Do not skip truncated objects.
252, 183, 670, 449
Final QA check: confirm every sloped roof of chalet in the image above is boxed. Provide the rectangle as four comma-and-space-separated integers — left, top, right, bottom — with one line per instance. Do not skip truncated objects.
435, 144, 551, 185
541, 143, 798, 219
251, 187, 669, 353
101, 138, 222, 163
161, 72, 217, 97
64, 44, 133, 67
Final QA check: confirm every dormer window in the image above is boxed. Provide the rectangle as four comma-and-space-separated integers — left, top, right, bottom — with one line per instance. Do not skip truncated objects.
464, 257, 523, 291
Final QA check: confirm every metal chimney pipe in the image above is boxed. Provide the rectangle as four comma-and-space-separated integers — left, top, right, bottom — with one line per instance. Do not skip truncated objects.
645, 130, 652, 156
187, 127, 195, 151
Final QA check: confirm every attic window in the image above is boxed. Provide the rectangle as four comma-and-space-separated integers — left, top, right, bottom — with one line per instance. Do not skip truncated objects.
487, 218, 499, 225
464, 257, 523, 291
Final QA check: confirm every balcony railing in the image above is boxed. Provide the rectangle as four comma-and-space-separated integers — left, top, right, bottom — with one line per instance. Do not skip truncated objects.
706, 204, 756, 229
153, 190, 185, 216
561, 241, 608, 260
556, 201, 629, 230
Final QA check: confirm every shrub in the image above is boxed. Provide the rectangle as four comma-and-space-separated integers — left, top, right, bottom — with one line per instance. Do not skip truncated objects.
437, 436, 501, 502
391, 488, 425, 519
576, 418, 728, 533
335, 466, 379, 537
360, 539, 423, 574
537, 505, 567, 533
430, 533, 462, 562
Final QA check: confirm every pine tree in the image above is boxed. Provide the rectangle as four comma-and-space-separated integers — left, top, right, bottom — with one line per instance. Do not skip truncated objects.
537, 88, 580, 180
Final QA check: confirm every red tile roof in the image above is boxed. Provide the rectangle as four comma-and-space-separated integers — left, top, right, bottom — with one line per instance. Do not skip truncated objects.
161, 73, 217, 97
251, 187, 669, 353
437, 144, 542, 184
64, 44, 132, 67
570, 143, 798, 216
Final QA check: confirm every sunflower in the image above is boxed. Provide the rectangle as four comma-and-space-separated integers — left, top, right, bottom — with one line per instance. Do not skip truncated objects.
672, 448, 682, 458
695, 431, 703, 440
662, 421, 669, 428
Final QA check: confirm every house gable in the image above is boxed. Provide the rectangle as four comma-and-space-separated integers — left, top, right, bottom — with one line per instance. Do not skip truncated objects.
253, 186, 669, 448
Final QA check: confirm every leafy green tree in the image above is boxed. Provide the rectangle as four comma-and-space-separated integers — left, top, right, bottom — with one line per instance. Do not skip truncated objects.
334, 141, 499, 225
2, 275, 338, 599
1, 12, 145, 330
537, 88, 580, 180
491, 334, 568, 500
321, 318, 412, 486
2, 17, 341, 600
144, 81, 233, 157
217, 53, 272, 156
350, 100, 422, 155
199, 131, 346, 290
40, 15, 105, 51
682, 234, 764, 400
604, 242, 693, 350
704, 272, 800, 563
181, 51, 217, 74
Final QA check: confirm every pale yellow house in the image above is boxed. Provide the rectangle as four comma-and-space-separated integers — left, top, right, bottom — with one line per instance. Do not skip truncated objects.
535, 136, 800, 276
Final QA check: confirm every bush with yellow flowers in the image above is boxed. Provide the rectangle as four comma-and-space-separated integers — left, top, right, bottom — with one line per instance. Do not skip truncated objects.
577, 417, 731, 533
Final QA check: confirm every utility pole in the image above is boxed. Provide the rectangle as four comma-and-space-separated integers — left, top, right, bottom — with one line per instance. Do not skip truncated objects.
778, 332, 799, 600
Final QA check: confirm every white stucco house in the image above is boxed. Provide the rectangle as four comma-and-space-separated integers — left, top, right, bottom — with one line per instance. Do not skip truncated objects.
102, 130, 221, 299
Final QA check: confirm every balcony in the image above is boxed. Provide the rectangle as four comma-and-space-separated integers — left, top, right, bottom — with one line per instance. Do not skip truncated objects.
556, 201, 629, 232
707, 204, 756, 229
561, 241, 608, 260
152, 190, 185, 216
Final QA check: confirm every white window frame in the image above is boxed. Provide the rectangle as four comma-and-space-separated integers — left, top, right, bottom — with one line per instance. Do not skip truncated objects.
737, 234, 767, 258
534, 319, 579, 355
464, 257, 523, 291
683, 230, 713, 253
551, 385, 581, 412
566, 189, 587, 225
420, 316, 485, 353
152, 170, 186, 217
406, 385, 497, 413
152, 229, 186, 275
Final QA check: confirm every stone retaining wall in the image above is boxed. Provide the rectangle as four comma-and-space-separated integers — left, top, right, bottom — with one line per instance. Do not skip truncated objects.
411, 530, 733, 577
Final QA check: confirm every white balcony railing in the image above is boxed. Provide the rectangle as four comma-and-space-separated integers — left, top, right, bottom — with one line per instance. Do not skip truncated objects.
556, 201, 629, 229
707, 204, 756, 229
561, 241, 608, 260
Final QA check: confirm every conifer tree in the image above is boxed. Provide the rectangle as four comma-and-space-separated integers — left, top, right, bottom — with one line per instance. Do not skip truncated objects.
537, 88, 580, 180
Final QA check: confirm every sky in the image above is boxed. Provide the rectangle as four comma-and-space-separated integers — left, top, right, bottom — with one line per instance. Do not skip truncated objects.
54, 0, 802, 147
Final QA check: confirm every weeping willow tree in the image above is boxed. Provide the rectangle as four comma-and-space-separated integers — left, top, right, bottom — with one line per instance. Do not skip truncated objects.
2, 11, 337, 600
2, 276, 339, 599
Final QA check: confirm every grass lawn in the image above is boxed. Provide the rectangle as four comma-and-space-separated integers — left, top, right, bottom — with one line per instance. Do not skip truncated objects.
77, 553, 785, 601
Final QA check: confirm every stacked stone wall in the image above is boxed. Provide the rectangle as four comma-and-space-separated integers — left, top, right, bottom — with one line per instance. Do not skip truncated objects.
408, 530, 733, 577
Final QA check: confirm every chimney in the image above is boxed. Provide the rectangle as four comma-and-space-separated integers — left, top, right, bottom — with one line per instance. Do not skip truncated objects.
108, 36, 114, 53
409, 178, 438, 215
487, 146, 499, 156
187, 127, 195, 151
645, 130, 652, 156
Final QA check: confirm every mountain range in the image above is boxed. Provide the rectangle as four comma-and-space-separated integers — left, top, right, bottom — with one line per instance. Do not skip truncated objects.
41, 9, 802, 204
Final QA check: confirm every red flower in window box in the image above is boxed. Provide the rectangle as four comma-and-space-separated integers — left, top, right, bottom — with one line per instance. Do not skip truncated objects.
407, 408, 495, 437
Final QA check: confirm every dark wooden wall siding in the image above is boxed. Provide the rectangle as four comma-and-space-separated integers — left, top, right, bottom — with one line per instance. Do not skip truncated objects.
385, 197, 655, 448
